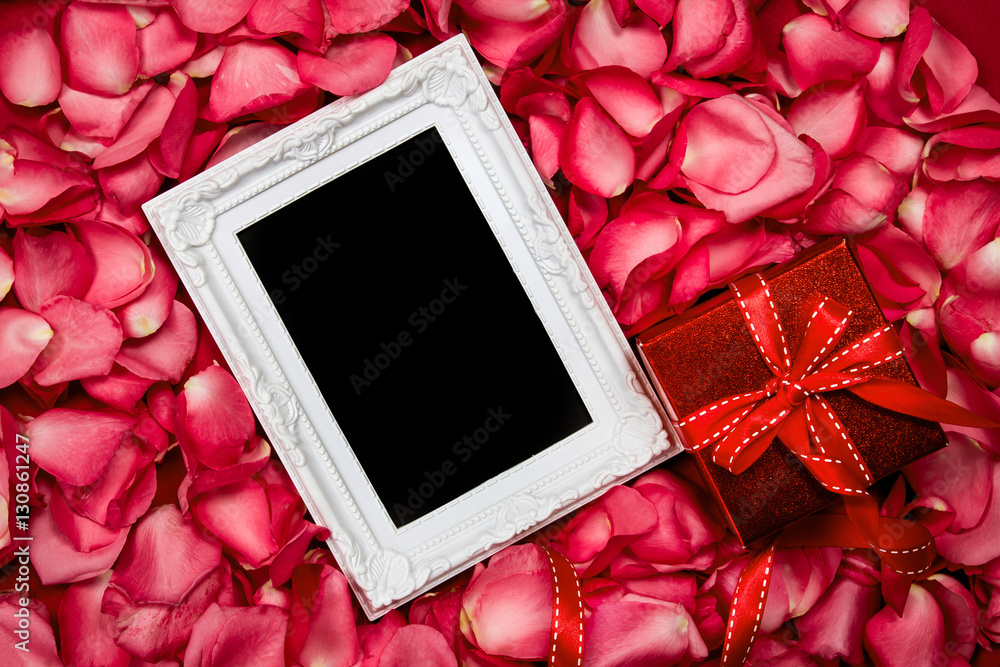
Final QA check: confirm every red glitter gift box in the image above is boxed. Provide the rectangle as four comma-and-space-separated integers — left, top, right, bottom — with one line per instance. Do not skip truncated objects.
635, 238, 947, 546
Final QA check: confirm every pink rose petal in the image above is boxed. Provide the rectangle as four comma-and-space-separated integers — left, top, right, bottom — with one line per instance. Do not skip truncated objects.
843, 0, 909, 38
0, 25, 61, 107
0, 308, 52, 388
115, 242, 179, 339
60, 3, 139, 96
207, 40, 312, 123
31, 295, 123, 386
30, 479, 130, 585
25, 408, 136, 486
115, 300, 198, 383
184, 603, 288, 667
137, 8, 198, 78
677, 95, 814, 222
149, 72, 199, 179
171, 0, 256, 33
560, 97, 634, 198
899, 7, 978, 115
856, 126, 925, 176
192, 479, 279, 568
70, 220, 153, 309
0, 246, 11, 302
788, 80, 866, 159
325, 0, 409, 33
577, 66, 664, 138
179, 365, 255, 470
863, 584, 945, 666
922, 179, 1000, 271
287, 564, 361, 666
59, 80, 154, 144
111, 503, 222, 605
782, 13, 879, 90
58, 572, 132, 667
379, 624, 458, 667
298, 33, 397, 97
91, 77, 181, 170
585, 594, 708, 666
248, 0, 324, 46
461, 544, 553, 660
572, 0, 668, 78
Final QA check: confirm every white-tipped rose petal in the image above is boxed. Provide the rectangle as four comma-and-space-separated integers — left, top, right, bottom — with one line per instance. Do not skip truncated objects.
0, 308, 52, 388
0, 25, 61, 106
115, 300, 198, 383
560, 97, 635, 198
24, 408, 135, 486
788, 80, 866, 159
115, 242, 178, 339
297, 33, 397, 97
32, 296, 123, 386
60, 3, 139, 96
843, 0, 909, 38
783, 13, 880, 90
181, 365, 256, 469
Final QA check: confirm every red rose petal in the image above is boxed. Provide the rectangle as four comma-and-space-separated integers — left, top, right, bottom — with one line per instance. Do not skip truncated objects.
12, 227, 94, 313
922, 179, 1000, 271
50, 483, 125, 552
149, 72, 199, 179
380, 624, 458, 667
0, 307, 52, 388
0, 25, 61, 107
905, 433, 991, 532
297, 33, 397, 97
115, 300, 198, 383
91, 81, 177, 170
60, 3, 139, 96
0, 157, 94, 218
25, 408, 136, 486
783, 13, 879, 90
560, 97, 635, 198
184, 603, 288, 667
32, 296, 123, 386
527, 113, 565, 182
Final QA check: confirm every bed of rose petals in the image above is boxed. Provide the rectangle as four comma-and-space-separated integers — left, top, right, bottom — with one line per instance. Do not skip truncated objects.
1, 0, 999, 665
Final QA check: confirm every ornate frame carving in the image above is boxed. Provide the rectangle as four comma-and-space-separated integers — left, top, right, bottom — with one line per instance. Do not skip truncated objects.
143, 36, 679, 618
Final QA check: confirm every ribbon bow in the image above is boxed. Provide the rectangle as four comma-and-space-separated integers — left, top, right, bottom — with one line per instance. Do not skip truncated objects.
677, 273, 979, 498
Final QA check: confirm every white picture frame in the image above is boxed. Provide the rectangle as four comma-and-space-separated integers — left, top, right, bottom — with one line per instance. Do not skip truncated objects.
143, 35, 678, 618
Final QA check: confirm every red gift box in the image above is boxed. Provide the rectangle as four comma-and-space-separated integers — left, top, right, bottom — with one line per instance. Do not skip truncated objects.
635, 238, 947, 546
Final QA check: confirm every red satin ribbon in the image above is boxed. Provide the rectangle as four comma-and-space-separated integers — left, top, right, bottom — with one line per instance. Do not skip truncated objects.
542, 546, 585, 667
678, 274, 998, 665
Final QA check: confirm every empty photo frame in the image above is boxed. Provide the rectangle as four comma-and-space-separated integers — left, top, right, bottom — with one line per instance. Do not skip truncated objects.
143, 35, 678, 618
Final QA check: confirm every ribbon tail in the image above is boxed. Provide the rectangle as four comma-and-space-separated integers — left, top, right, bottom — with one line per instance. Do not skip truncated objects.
721, 542, 776, 667
541, 546, 585, 667
850, 379, 1000, 428
843, 494, 935, 577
